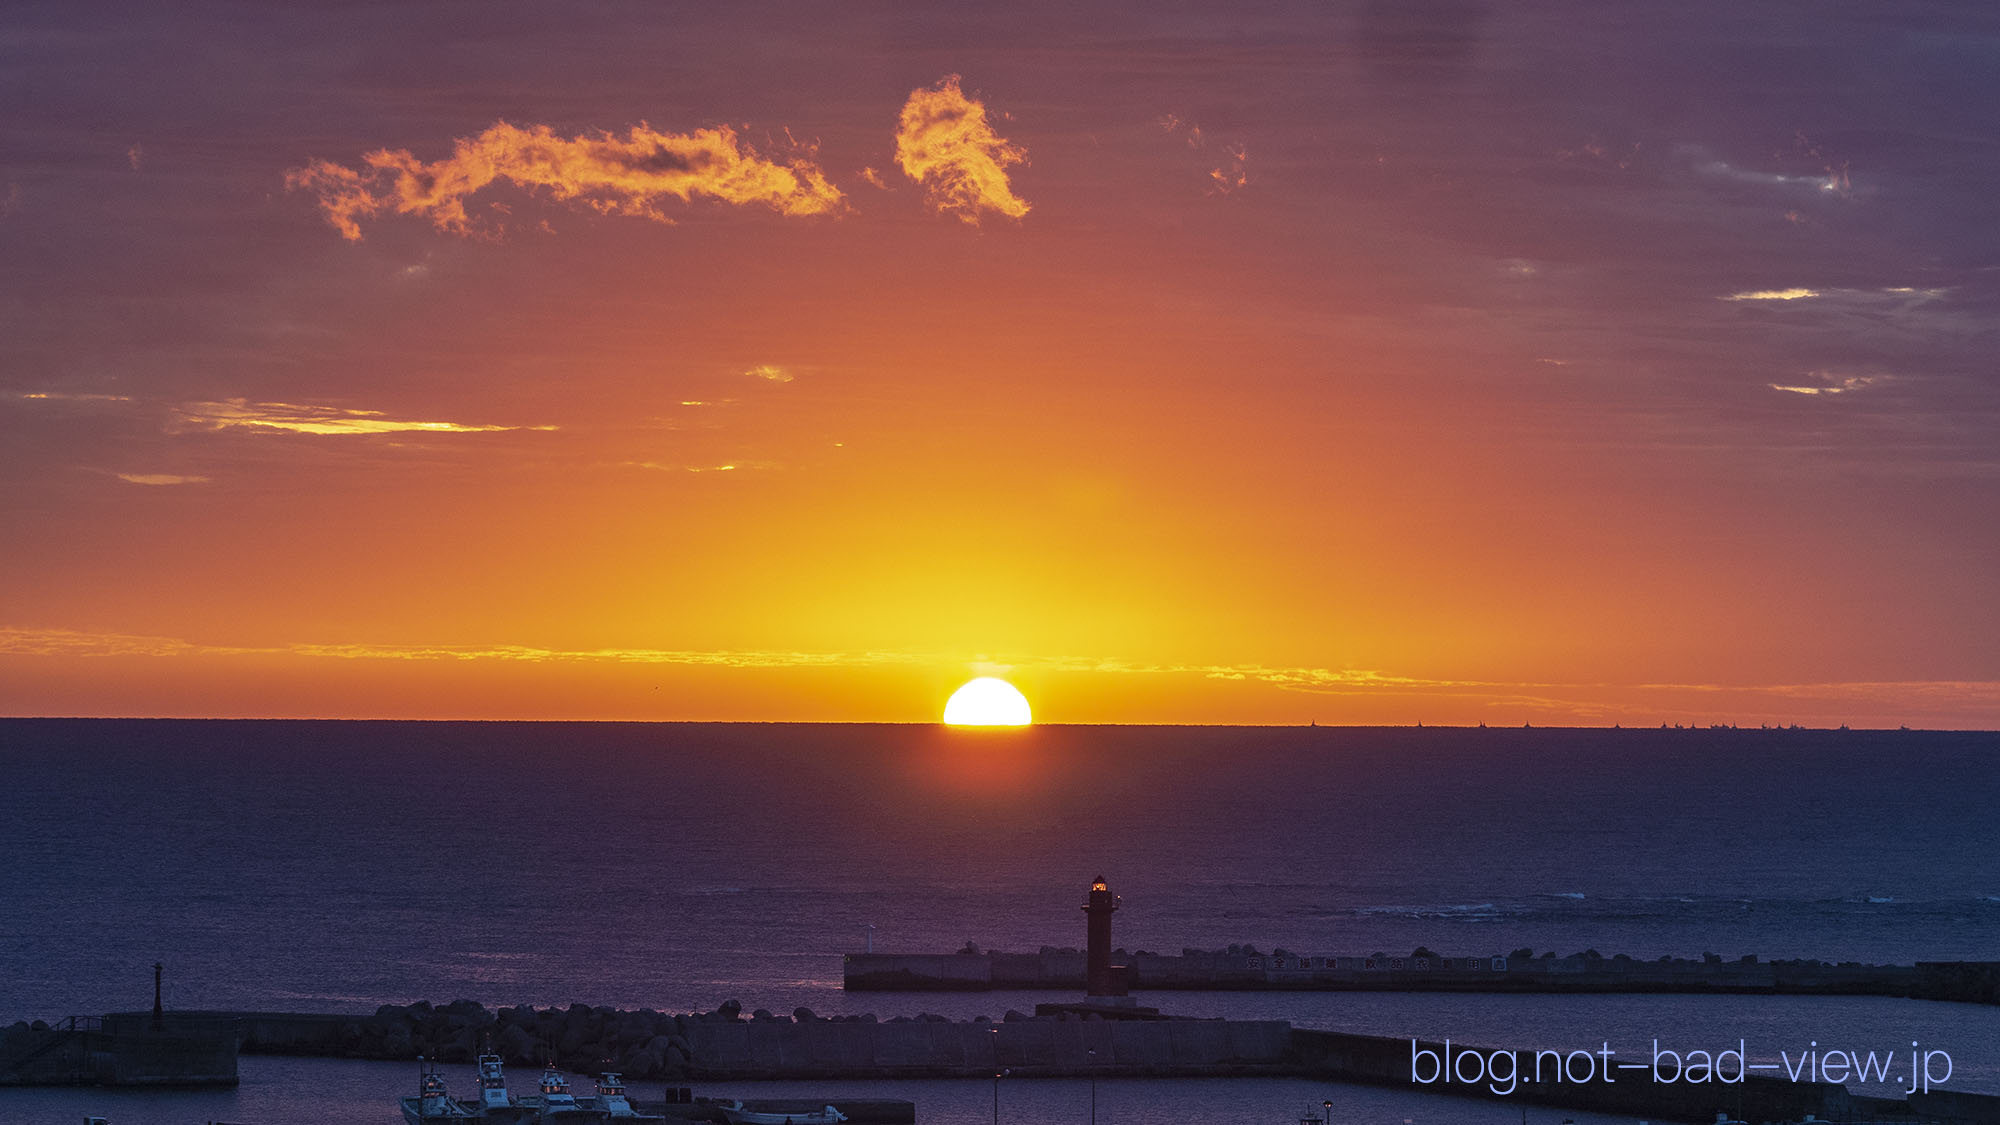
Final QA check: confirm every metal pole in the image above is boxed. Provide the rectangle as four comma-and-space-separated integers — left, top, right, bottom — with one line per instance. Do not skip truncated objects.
1088, 1047, 1097, 1125
988, 1024, 1000, 1120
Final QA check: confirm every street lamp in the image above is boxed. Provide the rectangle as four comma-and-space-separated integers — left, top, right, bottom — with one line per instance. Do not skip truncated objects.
988, 1026, 1003, 1125
1323, 1097, 1333, 1124
1087, 1047, 1098, 1125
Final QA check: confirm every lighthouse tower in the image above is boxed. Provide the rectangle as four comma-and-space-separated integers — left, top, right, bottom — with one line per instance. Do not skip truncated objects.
1082, 875, 1126, 996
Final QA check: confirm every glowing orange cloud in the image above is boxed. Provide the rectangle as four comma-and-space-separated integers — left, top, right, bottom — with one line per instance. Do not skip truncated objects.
287, 121, 845, 240
1158, 114, 1247, 194
168, 398, 547, 436
115, 473, 208, 486
894, 75, 1029, 223
1208, 143, 1249, 195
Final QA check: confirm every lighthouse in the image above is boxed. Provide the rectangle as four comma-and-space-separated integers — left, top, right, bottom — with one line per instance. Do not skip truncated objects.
1082, 875, 1126, 996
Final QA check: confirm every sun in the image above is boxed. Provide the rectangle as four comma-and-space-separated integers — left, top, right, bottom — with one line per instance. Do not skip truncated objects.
942, 677, 1033, 726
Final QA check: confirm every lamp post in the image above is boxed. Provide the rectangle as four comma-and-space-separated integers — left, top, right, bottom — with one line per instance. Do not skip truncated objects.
1323, 1097, 1333, 1124
1087, 1047, 1098, 1125
989, 1025, 1002, 1125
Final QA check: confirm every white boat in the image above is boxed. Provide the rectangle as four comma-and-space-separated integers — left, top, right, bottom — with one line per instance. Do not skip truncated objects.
717, 1099, 847, 1124
401, 1063, 481, 1122
515, 1064, 597, 1119
474, 1053, 516, 1115
581, 1072, 664, 1120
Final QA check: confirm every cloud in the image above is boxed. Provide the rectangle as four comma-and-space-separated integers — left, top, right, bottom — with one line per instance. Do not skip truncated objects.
623, 459, 778, 473
115, 473, 208, 486
1770, 373, 1886, 396
1721, 285, 1949, 307
1681, 144, 1851, 197
743, 364, 794, 383
167, 398, 549, 436
127, 143, 143, 171
894, 75, 1029, 224
287, 121, 845, 241
1723, 288, 1819, 302
6, 627, 1995, 722
18, 391, 134, 403
1158, 114, 1248, 195
1208, 144, 1249, 195
0, 627, 925, 669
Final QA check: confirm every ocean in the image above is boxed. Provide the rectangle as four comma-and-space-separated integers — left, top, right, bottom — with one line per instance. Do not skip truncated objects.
3, 720, 1997, 1122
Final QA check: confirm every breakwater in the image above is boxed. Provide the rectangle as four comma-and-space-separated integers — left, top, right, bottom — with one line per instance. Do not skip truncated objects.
211, 1001, 1294, 1081
114, 1001, 2000, 1124
1, 1015, 238, 1087
844, 947, 2000, 1003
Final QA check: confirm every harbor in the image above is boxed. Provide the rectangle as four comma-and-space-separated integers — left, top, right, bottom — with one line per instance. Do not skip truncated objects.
10, 880, 2000, 1123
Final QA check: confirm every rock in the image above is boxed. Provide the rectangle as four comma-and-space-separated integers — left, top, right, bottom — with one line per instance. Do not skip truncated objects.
496, 1024, 539, 1065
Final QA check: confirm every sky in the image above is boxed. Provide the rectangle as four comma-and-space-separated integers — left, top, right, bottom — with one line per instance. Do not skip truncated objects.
3, 2, 1998, 726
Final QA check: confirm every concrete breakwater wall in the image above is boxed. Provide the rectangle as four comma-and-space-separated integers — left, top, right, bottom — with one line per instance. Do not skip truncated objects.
77, 1004, 2000, 1123
845, 949, 2000, 1003
2, 1016, 239, 1087
209, 1001, 1292, 1081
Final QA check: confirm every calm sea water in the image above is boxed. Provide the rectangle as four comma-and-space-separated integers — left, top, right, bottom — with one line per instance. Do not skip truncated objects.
3, 720, 1997, 1118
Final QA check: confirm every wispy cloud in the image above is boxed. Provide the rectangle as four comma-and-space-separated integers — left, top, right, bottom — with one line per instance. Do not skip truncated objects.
1208, 144, 1249, 195
1723, 288, 1820, 302
0, 628, 924, 669
288, 121, 845, 241
623, 459, 776, 474
18, 391, 134, 403
1770, 372, 1887, 396
1159, 114, 1249, 195
894, 75, 1029, 224
167, 398, 550, 436
4, 627, 1993, 722
1682, 143, 1851, 197
743, 364, 794, 383
114, 473, 208, 486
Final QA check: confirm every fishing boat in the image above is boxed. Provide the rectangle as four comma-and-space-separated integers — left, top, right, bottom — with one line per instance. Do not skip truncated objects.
716, 1100, 848, 1124
515, 1064, 598, 1119
401, 1061, 481, 1122
474, 1053, 517, 1115
581, 1072, 664, 1120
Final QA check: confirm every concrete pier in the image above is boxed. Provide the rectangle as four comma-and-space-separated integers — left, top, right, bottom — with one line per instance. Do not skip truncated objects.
844, 949, 2000, 1003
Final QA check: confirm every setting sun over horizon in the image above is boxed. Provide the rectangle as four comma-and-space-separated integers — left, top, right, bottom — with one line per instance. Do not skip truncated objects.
942, 677, 1033, 727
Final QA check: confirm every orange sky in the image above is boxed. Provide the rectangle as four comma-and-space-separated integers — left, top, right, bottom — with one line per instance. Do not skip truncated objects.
3, 6, 1997, 726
